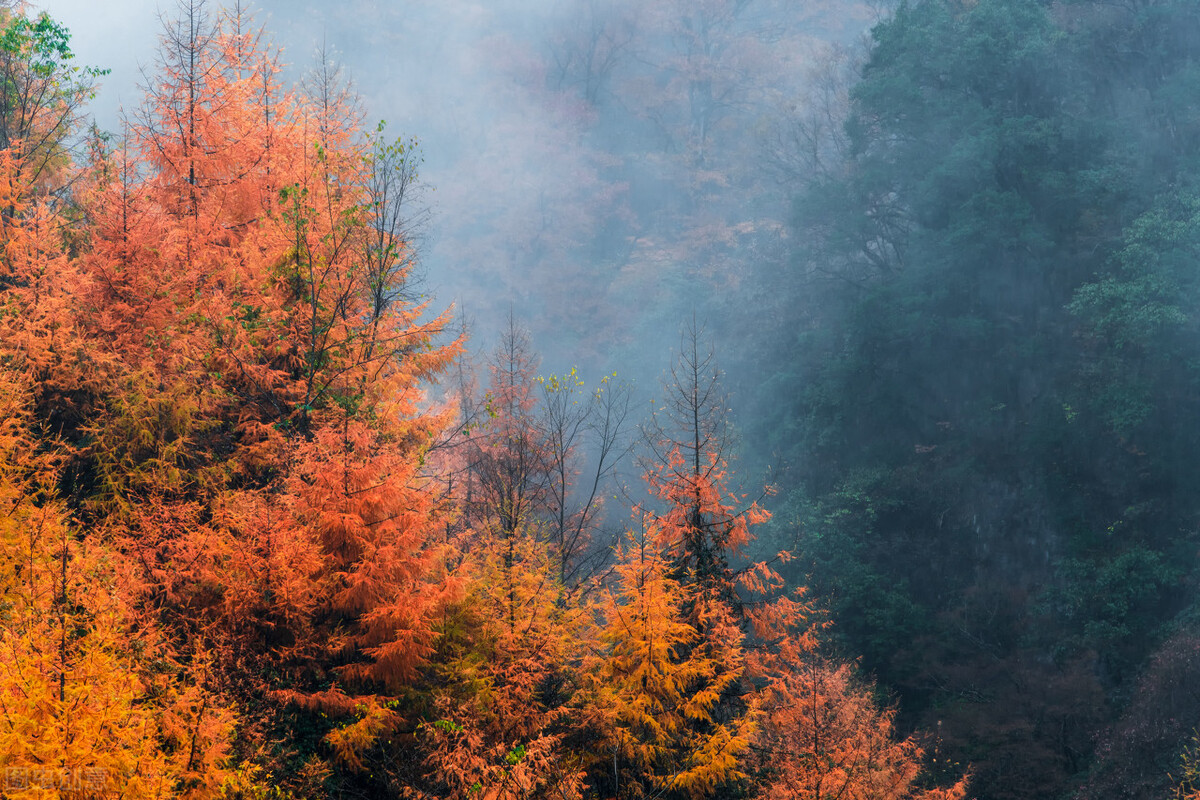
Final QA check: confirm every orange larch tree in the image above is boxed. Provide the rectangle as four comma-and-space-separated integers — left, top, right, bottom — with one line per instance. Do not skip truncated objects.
590, 524, 754, 799
750, 655, 969, 800
611, 322, 968, 800
0, 5, 973, 798
56, 2, 460, 792
0, 8, 243, 795
414, 515, 592, 800
412, 321, 592, 799
0, 370, 240, 798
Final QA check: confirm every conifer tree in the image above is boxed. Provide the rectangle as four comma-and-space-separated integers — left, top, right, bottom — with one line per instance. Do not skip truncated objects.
415, 518, 590, 800
751, 655, 969, 800
0, 372, 239, 799
592, 526, 754, 799
56, 4, 459, 790
615, 323, 968, 799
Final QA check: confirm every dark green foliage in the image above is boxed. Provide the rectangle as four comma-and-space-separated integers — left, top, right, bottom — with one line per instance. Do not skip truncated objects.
754, 0, 1200, 796
772, 477, 931, 674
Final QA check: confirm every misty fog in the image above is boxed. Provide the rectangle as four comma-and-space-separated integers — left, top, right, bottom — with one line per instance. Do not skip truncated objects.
41, 0, 871, 391
16, 0, 1200, 798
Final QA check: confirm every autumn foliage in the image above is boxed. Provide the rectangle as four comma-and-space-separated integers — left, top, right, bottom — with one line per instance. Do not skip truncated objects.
0, 3, 965, 799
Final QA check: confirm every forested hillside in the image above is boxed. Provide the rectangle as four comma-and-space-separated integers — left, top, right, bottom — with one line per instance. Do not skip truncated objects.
6, 0, 1200, 797
0, 1, 965, 798
752, 0, 1200, 797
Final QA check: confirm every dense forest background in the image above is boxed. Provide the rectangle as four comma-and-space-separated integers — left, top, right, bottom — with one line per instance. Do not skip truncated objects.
754, 1, 1200, 797
4, 0, 1200, 797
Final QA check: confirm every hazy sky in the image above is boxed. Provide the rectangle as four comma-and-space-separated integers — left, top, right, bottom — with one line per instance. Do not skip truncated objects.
38, 1, 422, 137
37, 0, 159, 133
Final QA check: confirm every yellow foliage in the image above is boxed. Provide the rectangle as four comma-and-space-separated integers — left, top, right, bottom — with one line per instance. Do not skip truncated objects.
0, 373, 238, 799
591, 528, 753, 798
